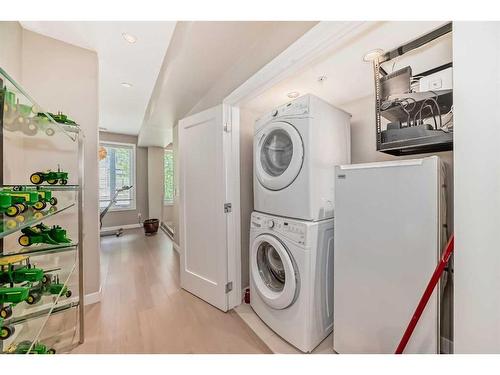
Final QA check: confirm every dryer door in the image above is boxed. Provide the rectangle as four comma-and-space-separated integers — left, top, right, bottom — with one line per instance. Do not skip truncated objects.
251, 233, 298, 309
255, 121, 304, 191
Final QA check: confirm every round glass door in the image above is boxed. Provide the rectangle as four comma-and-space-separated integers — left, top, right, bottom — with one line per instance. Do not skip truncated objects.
255, 121, 304, 191
251, 234, 298, 309
257, 241, 286, 292
260, 128, 294, 177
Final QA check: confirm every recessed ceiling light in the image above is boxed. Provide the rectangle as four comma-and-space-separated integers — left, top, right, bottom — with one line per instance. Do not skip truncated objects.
122, 32, 137, 44
287, 91, 300, 99
363, 49, 384, 62
121, 82, 133, 88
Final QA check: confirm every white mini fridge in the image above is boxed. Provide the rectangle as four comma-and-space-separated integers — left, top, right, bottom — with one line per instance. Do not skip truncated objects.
333, 156, 447, 354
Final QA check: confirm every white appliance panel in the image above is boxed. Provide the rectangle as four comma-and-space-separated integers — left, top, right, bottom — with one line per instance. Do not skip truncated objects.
333, 156, 443, 353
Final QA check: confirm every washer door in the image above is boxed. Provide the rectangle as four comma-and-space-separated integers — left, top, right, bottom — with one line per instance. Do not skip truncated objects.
255, 121, 304, 191
251, 234, 298, 309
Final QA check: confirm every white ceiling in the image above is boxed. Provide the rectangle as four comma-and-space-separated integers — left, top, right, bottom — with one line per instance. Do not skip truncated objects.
243, 21, 451, 114
139, 21, 317, 147
20, 21, 176, 135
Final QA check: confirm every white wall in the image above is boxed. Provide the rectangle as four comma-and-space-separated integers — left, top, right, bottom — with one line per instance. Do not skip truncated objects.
453, 22, 500, 353
147, 146, 165, 220
0, 22, 22, 83
239, 107, 261, 289
19, 29, 100, 296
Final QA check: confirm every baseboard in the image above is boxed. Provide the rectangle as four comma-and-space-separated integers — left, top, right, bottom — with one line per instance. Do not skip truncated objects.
172, 241, 181, 254
160, 222, 174, 239
440, 337, 454, 354
84, 286, 102, 306
101, 223, 142, 232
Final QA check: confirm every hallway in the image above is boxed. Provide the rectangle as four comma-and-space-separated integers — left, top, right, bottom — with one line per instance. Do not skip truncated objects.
72, 229, 271, 353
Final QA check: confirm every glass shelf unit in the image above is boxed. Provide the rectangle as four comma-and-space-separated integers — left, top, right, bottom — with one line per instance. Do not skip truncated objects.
0, 67, 80, 143
0, 202, 75, 240
1, 67, 84, 354
1, 243, 77, 258
1, 260, 77, 354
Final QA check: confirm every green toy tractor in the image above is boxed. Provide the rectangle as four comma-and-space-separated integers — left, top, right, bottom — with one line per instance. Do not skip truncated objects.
0, 318, 15, 341
0, 255, 46, 285
18, 223, 71, 247
1, 188, 42, 213
30, 166, 68, 185
0, 286, 30, 318
34, 188, 58, 208
39, 274, 72, 298
10, 185, 58, 210
0, 192, 23, 217
7, 340, 56, 354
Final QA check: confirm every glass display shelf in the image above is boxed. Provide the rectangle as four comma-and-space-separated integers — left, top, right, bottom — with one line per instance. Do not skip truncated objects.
2, 302, 79, 354
1, 184, 79, 192
0, 202, 75, 240
5, 299, 79, 327
1, 260, 77, 354
1, 67, 80, 143
1, 242, 77, 258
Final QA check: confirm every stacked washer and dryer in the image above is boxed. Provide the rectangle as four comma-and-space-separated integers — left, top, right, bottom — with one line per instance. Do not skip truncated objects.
249, 94, 350, 352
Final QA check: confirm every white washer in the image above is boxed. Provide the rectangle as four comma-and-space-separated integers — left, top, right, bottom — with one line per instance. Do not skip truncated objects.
249, 211, 334, 352
253, 94, 350, 221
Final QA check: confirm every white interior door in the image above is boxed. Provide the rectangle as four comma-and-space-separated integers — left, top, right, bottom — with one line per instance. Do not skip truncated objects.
178, 104, 230, 311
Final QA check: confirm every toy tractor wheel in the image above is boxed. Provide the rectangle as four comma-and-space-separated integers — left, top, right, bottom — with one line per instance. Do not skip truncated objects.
47, 348, 56, 354
26, 291, 41, 305
5, 205, 20, 217
22, 122, 38, 136
0, 305, 13, 319
42, 274, 51, 285
12, 185, 22, 191
16, 215, 25, 223
0, 325, 15, 340
49, 197, 58, 206
65, 290, 72, 298
60, 179, 68, 185
45, 128, 55, 137
33, 212, 43, 220
17, 202, 28, 213
30, 173, 44, 185
6, 220, 17, 229
18, 235, 32, 247
47, 179, 58, 185
33, 201, 47, 210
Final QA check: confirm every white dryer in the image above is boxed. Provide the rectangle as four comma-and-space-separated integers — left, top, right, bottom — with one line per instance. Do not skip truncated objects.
249, 211, 334, 352
253, 94, 350, 221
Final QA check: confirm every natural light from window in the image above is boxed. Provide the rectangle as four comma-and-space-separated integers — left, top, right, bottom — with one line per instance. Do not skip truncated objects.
164, 149, 174, 204
99, 142, 136, 210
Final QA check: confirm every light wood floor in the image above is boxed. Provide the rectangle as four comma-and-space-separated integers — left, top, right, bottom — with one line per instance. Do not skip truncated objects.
72, 229, 271, 354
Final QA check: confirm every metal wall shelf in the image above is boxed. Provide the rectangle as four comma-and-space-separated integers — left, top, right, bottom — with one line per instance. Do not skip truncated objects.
373, 23, 454, 156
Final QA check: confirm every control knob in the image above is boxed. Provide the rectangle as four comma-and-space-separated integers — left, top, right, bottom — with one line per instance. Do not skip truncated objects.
266, 219, 275, 228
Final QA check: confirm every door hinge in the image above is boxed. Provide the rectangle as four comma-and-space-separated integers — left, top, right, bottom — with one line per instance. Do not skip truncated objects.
224, 203, 232, 213
225, 281, 233, 293
224, 121, 232, 132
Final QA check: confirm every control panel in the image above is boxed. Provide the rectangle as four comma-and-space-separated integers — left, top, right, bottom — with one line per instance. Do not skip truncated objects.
251, 212, 307, 245
255, 95, 310, 131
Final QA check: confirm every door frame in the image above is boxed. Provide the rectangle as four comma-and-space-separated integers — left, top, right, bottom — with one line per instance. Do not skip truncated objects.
222, 21, 371, 309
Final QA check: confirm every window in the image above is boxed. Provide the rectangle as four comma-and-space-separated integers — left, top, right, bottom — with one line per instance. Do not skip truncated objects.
164, 149, 174, 204
99, 142, 136, 211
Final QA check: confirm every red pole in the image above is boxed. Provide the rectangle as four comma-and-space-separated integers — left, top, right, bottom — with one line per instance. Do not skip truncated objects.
395, 234, 455, 354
